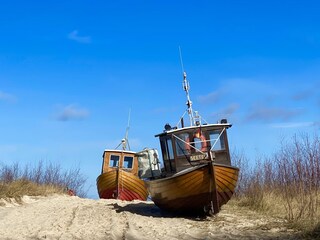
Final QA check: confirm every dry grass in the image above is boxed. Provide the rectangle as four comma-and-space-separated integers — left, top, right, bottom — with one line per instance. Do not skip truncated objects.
0, 160, 87, 203
0, 180, 64, 205
231, 133, 320, 238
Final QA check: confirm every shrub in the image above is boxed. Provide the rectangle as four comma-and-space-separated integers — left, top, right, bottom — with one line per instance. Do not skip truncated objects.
231, 133, 320, 234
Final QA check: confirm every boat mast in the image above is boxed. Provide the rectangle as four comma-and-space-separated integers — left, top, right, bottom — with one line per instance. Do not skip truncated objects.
179, 47, 200, 127
122, 109, 131, 150
115, 109, 131, 151
182, 71, 195, 126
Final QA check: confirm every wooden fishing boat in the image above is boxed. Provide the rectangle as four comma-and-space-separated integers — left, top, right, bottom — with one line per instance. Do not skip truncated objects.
96, 120, 148, 201
97, 149, 148, 201
137, 71, 239, 215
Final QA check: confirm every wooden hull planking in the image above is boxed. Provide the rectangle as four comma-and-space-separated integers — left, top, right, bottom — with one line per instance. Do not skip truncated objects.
145, 163, 239, 214
97, 169, 148, 201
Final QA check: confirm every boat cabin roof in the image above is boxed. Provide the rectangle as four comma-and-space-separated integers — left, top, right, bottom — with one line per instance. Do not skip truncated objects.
101, 148, 139, 175
103, 149, 136, 154
155, 123, 232, 137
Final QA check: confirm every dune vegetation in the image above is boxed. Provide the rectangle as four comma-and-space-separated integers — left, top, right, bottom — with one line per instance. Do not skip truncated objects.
231, 133, 320, 238
0, 160, 87, 204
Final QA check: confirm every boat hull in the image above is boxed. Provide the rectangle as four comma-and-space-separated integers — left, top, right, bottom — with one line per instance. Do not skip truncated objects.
97, 169, 148, 201
145, 163, 239, 214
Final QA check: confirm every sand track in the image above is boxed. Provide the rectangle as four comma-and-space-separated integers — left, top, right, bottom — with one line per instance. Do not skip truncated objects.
0, 195, 301, 240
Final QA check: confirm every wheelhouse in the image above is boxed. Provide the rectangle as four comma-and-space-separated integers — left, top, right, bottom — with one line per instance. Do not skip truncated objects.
101, 150, 138, 175
156, 122, 232, 174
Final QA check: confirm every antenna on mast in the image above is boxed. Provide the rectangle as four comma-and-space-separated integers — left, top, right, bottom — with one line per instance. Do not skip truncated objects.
179, 46, 185, 74
123, 108, 131, 150
179, 47, 195, 126
115, 109, 131, 151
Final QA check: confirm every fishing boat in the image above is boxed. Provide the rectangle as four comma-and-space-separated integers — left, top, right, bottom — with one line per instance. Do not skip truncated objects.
96, 118, 148, 201
137, 70, 239, 215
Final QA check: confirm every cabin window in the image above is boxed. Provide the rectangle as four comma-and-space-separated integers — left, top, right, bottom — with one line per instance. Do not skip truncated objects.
175, 133, 190, 156
161, 138, 174, 160
109, 155, 120, 167
193, 137, 205, 151
209, 130, 226, 151
123, 156, 133, 169
160, 137, 176, 172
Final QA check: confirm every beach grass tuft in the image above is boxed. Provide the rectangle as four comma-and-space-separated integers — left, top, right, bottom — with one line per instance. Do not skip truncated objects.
0, 160, 87, 202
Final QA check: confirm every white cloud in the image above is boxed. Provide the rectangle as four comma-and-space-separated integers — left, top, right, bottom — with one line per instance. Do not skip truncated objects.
270, 122, 314, 128
246, 105, 303, 122
55, 104, 89, 121
67, 30, 91, 44
210, 103, 240, 122
291, 89, 313, 101
0, 91, 16, 102
198, 90, 225, 104
221, 103, 240, 116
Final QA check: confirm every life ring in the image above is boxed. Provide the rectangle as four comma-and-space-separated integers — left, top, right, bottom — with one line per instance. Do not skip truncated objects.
185, 132, 207, 152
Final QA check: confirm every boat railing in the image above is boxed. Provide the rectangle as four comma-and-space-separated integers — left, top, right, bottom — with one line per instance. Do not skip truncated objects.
175, 110, 209, 129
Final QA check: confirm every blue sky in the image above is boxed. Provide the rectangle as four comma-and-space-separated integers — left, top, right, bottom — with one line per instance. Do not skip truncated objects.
1, 1, 319, 198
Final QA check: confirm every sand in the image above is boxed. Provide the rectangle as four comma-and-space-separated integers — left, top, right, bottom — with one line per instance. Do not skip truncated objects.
0, 195, 301, 240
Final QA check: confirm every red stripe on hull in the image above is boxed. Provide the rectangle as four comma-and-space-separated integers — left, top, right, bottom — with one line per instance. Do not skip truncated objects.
99, 187, 146, 201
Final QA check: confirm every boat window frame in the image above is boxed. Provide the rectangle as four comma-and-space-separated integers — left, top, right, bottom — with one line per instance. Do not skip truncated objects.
160, 136, 176, 172
109, 154, 120, 168
123, 155, 134, 169
209, 128, 226, 152
174, 131, 211, 155
174, 132, 190, 156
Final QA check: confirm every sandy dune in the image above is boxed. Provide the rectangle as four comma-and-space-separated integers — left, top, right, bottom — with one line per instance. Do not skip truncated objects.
0, 195, 301, 240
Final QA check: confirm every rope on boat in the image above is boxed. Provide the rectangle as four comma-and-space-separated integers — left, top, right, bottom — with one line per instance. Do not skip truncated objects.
173, 134, 214, 167
210, 127, 226, 151
173, 134, 207, 155
174, 134, 205, 167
